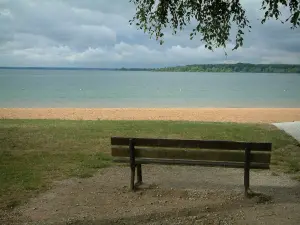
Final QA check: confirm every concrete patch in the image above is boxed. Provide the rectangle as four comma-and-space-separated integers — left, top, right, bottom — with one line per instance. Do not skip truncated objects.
273, 121, 300, 142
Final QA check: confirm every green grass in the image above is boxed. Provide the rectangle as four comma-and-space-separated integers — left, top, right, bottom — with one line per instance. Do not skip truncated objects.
0, 119, 299, 210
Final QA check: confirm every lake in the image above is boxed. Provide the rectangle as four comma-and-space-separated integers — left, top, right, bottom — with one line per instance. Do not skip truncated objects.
0, 69, 299, 108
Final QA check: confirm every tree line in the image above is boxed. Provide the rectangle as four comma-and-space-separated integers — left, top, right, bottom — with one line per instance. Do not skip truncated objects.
118, 63, 300, 73
153, 63, 300, 73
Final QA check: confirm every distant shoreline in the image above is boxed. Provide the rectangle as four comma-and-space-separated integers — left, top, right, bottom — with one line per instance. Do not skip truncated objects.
1, 62, 300, 73
1, 108, 300, 123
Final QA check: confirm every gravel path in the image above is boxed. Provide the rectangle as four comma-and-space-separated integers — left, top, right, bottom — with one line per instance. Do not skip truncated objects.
273, 121, 300, 142
17, 165, 300, 225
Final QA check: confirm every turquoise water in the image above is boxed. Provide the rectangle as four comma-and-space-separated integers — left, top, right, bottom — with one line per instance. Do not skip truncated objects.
0, 69, 300, 108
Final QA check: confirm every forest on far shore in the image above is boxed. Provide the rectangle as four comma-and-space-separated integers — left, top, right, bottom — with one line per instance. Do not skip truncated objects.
118, 63, 300, 73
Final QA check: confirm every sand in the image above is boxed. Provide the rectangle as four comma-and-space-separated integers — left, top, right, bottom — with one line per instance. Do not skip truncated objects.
1, 108, 300, 123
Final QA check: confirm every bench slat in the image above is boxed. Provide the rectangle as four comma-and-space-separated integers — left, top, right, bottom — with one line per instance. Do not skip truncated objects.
113, 157, 270, 169
111, 137, 272, 151
111, 147, 271, 164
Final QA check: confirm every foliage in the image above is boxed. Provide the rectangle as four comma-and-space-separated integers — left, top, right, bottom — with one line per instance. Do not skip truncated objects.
153, 63, 300, 73
130, 0, 300, 50
118, 67, 151, 71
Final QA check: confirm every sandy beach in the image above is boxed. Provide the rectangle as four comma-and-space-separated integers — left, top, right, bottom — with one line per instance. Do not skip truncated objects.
1, 108, 300, 123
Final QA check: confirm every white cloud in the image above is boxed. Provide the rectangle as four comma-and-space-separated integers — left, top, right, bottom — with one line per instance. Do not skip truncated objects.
0, 8, 13, 19
2, 41, 299, 68
0, 0, 299, 67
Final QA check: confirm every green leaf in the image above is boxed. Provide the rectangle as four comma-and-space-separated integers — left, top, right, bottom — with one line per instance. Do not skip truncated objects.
129, 0, 296, 52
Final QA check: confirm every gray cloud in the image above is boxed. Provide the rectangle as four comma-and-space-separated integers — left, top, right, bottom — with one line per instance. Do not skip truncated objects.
0, 0, 299, 67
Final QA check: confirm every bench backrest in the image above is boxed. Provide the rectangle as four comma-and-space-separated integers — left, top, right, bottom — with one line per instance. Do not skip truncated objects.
111, 137, 272, 169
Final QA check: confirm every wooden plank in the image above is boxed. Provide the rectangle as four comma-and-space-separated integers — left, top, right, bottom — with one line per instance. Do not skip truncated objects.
111, 147, 271, 164
111, 137, 272, 151
112, 157, 270, 169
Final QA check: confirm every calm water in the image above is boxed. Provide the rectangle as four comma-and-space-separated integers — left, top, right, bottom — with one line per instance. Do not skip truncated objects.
0, 69, 300, 108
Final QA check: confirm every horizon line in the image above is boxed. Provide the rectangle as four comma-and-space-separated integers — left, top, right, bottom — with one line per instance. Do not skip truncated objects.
1, 62, 300, 70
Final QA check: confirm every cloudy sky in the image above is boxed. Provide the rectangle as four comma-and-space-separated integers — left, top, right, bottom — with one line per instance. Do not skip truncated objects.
0, 0, 299, 68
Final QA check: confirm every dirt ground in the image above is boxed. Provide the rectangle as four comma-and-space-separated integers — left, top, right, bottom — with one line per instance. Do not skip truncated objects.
6, 165, 299, 225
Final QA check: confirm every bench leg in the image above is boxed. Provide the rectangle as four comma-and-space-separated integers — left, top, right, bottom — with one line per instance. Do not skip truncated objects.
244, 169, 250, 197
136, 164, 142, 185
129, 139, 136, 191
244, 147, 251, 197
130, 165, 136, 191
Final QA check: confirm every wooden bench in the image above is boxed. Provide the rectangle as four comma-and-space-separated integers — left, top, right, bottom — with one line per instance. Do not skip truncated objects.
111, 137, 272, 196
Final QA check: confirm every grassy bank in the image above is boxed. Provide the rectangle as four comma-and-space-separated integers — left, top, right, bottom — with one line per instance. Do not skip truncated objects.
1, 119, 299, 210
